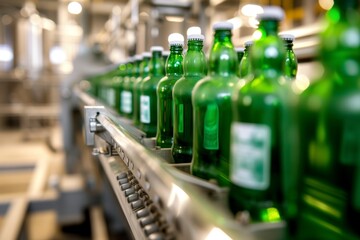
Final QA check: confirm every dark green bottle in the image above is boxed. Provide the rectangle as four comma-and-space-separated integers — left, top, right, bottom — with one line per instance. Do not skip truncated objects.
156, 33, 184, 148
229, 6, 294, 223
133, 52, 151, 127
236, 47, 245, 77
172, 32, 207, 163
296, 0, 360, 239
139, 46, 165, 137
191, 22, 239, 187
120, 59, 134, 117
239, 40, 253, 78
115, 63, 127, 114
280, 34, 298, 80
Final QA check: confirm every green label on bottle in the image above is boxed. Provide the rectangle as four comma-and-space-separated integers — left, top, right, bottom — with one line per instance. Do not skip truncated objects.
230, 122, 271, 190
140, 95, 150, 123
108, 89, 115, 107
121, 91, 132, 113
203, 103, 219, 150
178, 104, 184, 133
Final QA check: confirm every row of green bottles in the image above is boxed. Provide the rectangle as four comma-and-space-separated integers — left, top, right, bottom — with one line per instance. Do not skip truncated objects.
172, 30, 207, 163
156, 33, 185, 148
295, 0, 360, 239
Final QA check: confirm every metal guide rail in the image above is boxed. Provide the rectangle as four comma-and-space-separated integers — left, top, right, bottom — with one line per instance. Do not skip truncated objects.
74, 86, 286, 240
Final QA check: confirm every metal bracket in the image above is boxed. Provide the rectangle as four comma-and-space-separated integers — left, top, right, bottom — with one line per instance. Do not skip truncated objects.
84, 106, 106, 146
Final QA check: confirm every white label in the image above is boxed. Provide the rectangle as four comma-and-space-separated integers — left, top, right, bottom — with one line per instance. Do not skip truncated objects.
108, 88, 115, 107
140, 95, 150, 123
230, 122, 271, 190
121, 91, 132, 113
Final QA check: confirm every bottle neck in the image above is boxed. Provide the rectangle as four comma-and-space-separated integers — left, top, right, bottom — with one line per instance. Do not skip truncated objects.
251, 19, 284, 77
284, 41, 293, 50
126, 63, 133, 76
150, 52, 165, 76
166, 45, 184, 76
184, 40, 207, 77
133, 60, 141, 77
209, 29, 237, 77
258, 20, 279, 38
140, 57, 150, 77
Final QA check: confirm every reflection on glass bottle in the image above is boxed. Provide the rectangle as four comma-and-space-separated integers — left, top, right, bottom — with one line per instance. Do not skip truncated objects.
236, 47, 245, 77
296, 0, 360, 239
191, 22, 239, 187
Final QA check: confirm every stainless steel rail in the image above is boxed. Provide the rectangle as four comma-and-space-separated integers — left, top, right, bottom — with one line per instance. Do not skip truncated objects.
75, 86, 286, 240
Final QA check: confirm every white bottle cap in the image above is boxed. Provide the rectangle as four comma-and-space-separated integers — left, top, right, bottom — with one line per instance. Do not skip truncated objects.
213, 21, 233, 30
279, 34, 295, 41
150, 46, 164, 52
188, 34, 205, 41
187, 26, 202, 36
168, 33, 185, 46
134, 54, 143, 61
256, 6, 284, 21
244, 40, 253, 47
235, 47, 245, 52
142, 52, 151, 58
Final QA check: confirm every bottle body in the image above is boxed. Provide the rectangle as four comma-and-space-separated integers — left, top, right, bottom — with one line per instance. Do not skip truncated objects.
191, 24, 238, 187
139, 50, 165, 137
296, 2, 360, 239
133, 56, 150, 127
229, 10, 299, 224
172, 36, 207, 163
156, 44, 184, 148
120, 62, 134, 117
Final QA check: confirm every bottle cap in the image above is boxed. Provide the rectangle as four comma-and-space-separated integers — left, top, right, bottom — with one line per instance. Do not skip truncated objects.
134, 54, 143, 61
188, 34, 205, 41
168, 33, 185, 46
279, 34, 295, 41
142, 52, 151, 58
235, 47, 245, 52
244, 40, 253, 47
150, 46, 164, 52
163, 50, 170, 57
256, 6, 284, 21
213, 21, 233, 30
187, 26, 201, 36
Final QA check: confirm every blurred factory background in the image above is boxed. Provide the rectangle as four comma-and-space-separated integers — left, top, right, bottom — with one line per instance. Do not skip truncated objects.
0, 0, 332, 239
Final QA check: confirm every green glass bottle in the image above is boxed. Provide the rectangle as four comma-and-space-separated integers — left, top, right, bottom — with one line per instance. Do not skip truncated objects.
236, 47, 245, 78
280, 34, 298, 80
139, 46, 165, 137
191, 22, 239, 187
133, 52, 151, 127
239, 40, 253, 78
120, 59, 134, 117
229, 6, 295, 223
156, 33, 184, 148
296, 0, 360, 239
172, 32, 207, 163
162, 51, 170, 65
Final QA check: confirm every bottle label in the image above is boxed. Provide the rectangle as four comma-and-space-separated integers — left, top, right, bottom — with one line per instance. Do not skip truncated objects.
203, 103, 219, 150
178, 104, 184, 133
140, 95, 150, 123
108, 88, 115, 107
121, 91, 132, 113
230, 122, 271, 190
